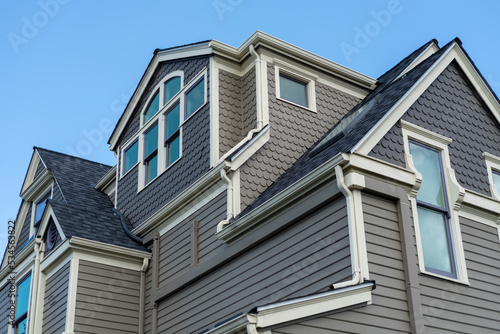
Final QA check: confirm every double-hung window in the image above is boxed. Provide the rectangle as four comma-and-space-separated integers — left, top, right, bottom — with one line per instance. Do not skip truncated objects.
165, 102, 181, 167
14, 274, 31, 334
409, 141, 456, 278
144, 123, 159, 184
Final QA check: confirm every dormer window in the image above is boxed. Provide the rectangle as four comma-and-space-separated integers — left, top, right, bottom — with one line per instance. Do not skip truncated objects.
120, 68, 207, 189
144, 90, 160, 123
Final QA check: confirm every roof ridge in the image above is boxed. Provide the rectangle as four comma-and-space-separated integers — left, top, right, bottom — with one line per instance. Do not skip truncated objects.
34, 146, 113, 168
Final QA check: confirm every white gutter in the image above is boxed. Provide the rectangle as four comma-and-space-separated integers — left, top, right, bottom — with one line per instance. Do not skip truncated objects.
333, 165, 363, 289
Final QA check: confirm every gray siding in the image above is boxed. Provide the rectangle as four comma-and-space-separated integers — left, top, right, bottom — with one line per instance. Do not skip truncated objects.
239, 64, 360, 210
117, 56, 211, 228
418, 217, 500, 333
0, 283, 10, 334
157, 192, 226, 287
272, 193, 411, 334
156, 195, 350, 333
15, 205, 32, 254
219, 67, 257, 157
74, 260, 140, 334
42, 261, 70, 334
370, 61, 500, 196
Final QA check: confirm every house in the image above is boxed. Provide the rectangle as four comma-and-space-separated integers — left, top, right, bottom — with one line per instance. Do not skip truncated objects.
2, 31, 500, 334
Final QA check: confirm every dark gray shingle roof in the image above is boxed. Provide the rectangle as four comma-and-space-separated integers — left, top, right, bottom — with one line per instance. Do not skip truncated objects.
36, 148, 147, 251
236, 39, 455, 219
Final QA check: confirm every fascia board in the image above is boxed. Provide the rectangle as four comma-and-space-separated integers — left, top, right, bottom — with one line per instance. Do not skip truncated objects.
354, 42, 500, 156
352, 42, 458, 155
211, 31, 376, 90
108, 44, 213, 151
20, 168, 53, 201
256, 282, 374, 329
94, 164, 116, 190
217, 153, 347, 243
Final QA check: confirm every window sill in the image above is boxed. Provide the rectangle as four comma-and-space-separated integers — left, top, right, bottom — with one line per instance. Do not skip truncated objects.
276, 97, 316, 113
419, 269, 470, 286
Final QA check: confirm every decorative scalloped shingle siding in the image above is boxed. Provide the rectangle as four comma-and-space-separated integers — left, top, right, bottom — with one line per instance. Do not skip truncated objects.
117, 57, 211, 228
218, 68, 256, 157
370, 61, 500, 195
239, 64, 360, 210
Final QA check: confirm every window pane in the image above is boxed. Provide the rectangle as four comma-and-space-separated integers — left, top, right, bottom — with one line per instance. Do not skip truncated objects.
493, 170, 500, 197
124, 141, 138, 173
165, 77, 181, 103
34, 193, 50, 224
417, 206, 454, 274
166, 103, 180, 139
146, 155, 158, 183
168, 135, 180, 166
16, 317, 27, 334
144, 91, 160, 123
144, 124, 158, 157
279, 74, 308, 107
409, 142, 446, 208
186, 78, 204, 118
16, 275, 31, 318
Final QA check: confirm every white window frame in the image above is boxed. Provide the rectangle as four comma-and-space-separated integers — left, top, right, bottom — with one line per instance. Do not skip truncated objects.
401, 120, 469, 284
274, 59, 317, 112
129, 68, 207, 192
483, 152, 500, 201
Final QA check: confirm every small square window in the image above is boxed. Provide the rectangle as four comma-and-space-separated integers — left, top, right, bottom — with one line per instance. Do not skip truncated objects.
185, 78, 205, 118
123, 140, 138, 174
279, 74, 308, 108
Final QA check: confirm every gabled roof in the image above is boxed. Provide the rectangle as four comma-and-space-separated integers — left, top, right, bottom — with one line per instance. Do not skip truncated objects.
34, 148, 146, 251
235, 39, 455, 219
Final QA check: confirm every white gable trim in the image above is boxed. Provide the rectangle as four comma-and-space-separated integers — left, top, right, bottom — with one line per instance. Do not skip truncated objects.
353, 42, 500, 155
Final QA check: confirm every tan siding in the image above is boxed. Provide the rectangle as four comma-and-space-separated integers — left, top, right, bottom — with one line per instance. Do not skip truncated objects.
156, 196, 350, 333
239, 64, 360, 211
419, 217, 500, 333
273, 193, 412, 334
42, 261, 70, 334
74, 260, 140, 334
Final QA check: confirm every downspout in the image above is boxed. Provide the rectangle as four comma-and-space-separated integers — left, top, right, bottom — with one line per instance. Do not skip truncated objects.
29, 237, 43, 334
138, 258, 149, 334
217, 165, 233, 232
218, 44, 264, 163
333, 165, 363, 289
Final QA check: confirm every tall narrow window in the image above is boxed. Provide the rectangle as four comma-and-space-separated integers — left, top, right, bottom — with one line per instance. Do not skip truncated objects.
492, 170, 500, 198
279, 74, 308, 107
185, 78, 205, 118
123, 140, 138, 174
34, 191, 51, 230
14, 274, 31, 334
144, 91, 160, 123
410, 141, 456, 278
165, 76, 181, 104
144, 123, 158, 184
165, 103, 181, 166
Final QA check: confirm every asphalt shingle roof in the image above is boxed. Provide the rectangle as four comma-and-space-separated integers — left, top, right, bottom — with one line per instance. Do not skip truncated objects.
36, 148, 147, 252
236, 39, 455, 220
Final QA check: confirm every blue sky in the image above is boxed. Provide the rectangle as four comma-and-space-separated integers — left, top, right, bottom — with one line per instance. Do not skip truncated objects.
1, 0, 499, 253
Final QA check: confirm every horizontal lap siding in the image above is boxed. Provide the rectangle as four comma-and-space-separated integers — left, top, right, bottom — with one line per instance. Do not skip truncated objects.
158, 192, 226, 286
74, 260, 140, 334
157, 197, 350, 333
419, 217, 500, 333
42, 261, 70, 334
0, 284, 10, 334
273, 193, 411, 334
